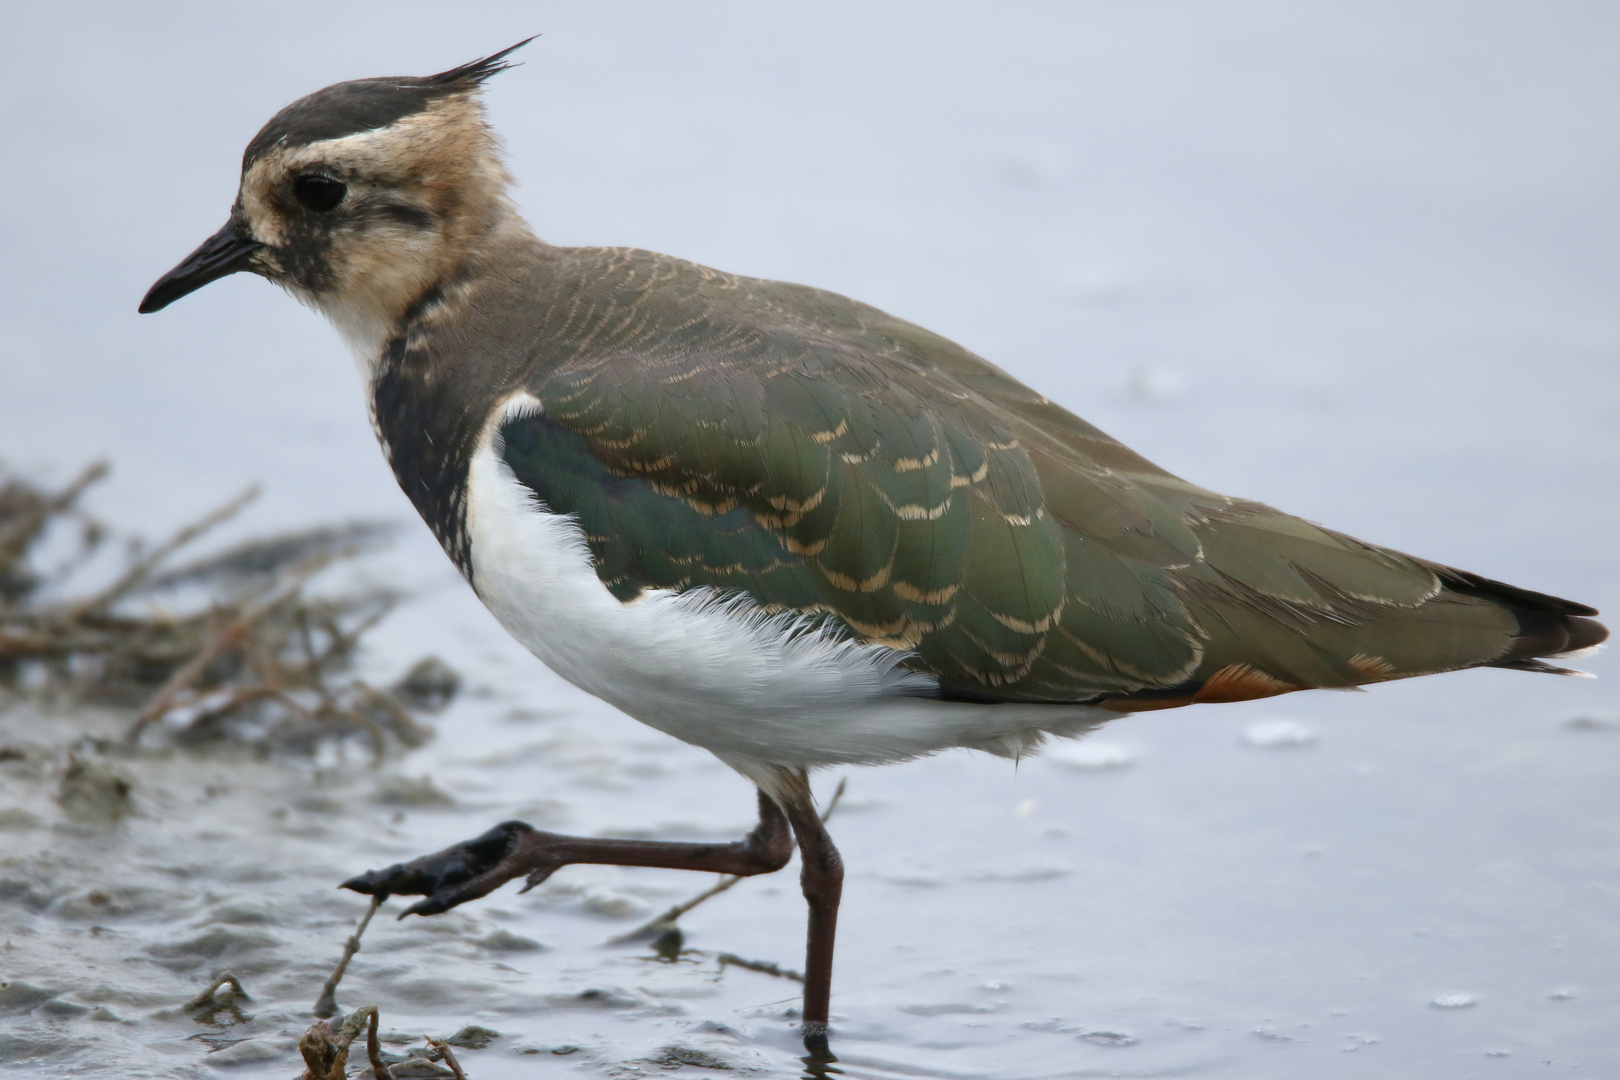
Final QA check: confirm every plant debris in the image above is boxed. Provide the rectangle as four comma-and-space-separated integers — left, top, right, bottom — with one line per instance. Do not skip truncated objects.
716, 952, 804, 982
297, 1004, 479, 1080
0, 462, 455, 759
313, 896, 382, 1019
444, 1026, 499, 1050
186, 971, 251, 1011
299, 1004, 390, 1080
56, 753, 134, 820
425, 1037, 467, 1079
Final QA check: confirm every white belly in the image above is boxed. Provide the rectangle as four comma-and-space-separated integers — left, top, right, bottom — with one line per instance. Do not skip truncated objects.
462, 401, 1115, 776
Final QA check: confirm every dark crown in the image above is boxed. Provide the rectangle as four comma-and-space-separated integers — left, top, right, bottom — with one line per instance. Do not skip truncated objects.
241, 37, 535, 170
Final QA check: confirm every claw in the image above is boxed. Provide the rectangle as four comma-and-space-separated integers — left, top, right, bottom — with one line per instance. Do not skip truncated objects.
340, 820, 535, 911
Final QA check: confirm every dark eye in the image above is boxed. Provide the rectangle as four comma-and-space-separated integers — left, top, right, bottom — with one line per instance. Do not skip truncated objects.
293, 175, 346, 212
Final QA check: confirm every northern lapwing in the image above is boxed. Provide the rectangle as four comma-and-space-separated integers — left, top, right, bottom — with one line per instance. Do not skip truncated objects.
139, 41, 1607, 1057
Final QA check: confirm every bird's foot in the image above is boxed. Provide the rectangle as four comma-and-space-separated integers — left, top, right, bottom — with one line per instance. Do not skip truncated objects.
341, 820, 559, 917
341, 794, 796, 918
799, 1026, 840, 1078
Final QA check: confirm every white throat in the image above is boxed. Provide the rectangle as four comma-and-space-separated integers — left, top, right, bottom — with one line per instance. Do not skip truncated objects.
320, 293, 396, 386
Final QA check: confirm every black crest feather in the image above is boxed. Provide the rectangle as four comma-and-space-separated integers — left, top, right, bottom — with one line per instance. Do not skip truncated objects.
242, 37, 537, 170
424, 36, 536, 88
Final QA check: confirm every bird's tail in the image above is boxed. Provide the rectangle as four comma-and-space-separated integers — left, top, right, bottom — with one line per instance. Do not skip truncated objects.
1435, 567, 1608, 675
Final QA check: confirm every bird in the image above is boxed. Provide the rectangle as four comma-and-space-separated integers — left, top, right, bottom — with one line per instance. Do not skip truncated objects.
138, 40, 1606, 1060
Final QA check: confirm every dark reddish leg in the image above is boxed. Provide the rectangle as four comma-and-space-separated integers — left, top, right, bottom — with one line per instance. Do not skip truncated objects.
342, 789, 793, 915
783, 796, 843, 1053
343, 778, 845, 1066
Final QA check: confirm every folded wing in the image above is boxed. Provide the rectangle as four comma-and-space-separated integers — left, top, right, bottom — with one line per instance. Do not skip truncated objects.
500, 251, 1606, 707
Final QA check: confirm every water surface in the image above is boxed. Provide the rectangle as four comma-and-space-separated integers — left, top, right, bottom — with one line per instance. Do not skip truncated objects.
1, 5, 1615, 1077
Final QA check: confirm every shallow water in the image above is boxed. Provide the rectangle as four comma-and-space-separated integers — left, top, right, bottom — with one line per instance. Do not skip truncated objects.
3, 628, 1618, 1077
2, 4, 1617, 1077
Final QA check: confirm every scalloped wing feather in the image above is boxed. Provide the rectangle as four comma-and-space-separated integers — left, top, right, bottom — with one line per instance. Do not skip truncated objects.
491, 247, 1602, 705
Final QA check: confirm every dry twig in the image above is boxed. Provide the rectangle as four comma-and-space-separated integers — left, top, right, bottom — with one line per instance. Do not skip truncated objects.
313, 894, 383, 1019
124, 561, 322, 744
368, 1010, 392, 1080
716, 952, 804, 982
299, 1003, 388, 1080
1, 463, 449, 759
185, 971, 250, 1009
60, 483, 259, 623
0, 461, 106, 572
426, 1037, 467, 1079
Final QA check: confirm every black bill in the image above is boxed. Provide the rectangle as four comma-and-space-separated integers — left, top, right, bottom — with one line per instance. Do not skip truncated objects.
138, 220, 263, 313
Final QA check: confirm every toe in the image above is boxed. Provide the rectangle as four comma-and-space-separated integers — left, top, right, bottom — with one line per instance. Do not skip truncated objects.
339, 820, 536, 901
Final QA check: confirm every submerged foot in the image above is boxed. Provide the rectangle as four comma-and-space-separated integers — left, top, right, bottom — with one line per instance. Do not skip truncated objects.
799, 1028, 840, 1078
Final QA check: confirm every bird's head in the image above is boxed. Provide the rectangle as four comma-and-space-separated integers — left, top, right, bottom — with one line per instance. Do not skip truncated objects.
139, 39, 532, 344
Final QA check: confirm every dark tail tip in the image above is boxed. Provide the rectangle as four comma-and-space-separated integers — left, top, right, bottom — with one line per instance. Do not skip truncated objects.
1434, 567, 1609, 673
1563, 615, 1610, 654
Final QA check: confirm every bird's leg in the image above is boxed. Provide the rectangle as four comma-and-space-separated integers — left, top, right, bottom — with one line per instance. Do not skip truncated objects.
783, 794, 843, 1051
342, 789, 792, 917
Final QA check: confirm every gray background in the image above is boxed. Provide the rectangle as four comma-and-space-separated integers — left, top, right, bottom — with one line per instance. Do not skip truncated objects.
1, 3, 1616, 1077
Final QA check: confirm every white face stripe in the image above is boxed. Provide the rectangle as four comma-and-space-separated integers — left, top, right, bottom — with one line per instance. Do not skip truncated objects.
239, 95, 503, 245
238, 93, 518, 388
462, 396, 1114, 774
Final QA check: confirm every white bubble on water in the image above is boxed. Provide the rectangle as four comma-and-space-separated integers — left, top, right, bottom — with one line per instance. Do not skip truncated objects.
1047, 742, 1136, 771
1242, 720, 1318, 749
1125, 365, 1190, 402
1080, 1030, 1137, 1047
1430, 993, 1476, 1009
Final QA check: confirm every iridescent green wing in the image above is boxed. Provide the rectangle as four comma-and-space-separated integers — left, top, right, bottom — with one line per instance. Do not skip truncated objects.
498, 413, 818, 608
503, 255, 1211, 700
503, 249, 1589, 706
834, 292, 1562, 703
